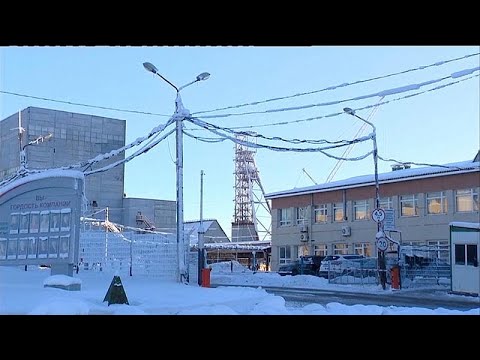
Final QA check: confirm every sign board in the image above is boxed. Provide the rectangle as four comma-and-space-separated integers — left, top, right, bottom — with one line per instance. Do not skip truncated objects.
376, 237, 388, 252
0, 171, 84, 274
371, 208, 385, 223
383, 208, 395, 231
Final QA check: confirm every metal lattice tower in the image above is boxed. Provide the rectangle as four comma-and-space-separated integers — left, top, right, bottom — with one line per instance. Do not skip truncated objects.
232, 133, 271, 242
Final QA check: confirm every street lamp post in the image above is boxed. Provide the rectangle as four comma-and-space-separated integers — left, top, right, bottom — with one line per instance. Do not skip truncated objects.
343, 107, 387, 290
143, 62, 210, 283
198, 169, 205, 286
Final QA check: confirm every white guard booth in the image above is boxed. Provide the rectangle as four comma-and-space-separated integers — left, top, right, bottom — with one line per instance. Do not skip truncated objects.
450, 222, 480, 296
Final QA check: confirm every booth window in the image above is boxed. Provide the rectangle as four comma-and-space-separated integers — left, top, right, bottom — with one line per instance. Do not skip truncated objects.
455, 244, 478, 267
466, 244, 478, 267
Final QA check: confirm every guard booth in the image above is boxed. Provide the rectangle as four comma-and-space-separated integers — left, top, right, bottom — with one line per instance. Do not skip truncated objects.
450, 222, 480, 296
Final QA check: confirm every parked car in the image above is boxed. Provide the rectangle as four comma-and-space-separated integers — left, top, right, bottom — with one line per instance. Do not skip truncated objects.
278, 255, 324, 276
318, 254, 375, 277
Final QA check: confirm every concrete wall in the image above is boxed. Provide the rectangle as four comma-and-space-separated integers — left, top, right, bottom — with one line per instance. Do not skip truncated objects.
123, 197, 176, 232
231, 223, 258, 242
205, 220, 230, 243
0, 107, 126, 223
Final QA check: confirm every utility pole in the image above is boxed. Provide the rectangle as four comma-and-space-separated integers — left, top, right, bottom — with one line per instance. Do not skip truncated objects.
105, 207, 109, 272
344, 108, 387, 290
198, 170, 205, 285
143, 61, 210, 283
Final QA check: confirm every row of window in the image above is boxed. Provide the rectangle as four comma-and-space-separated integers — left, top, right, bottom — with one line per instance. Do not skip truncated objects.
278, 243, 374, 264
278, 240, 452, 264
278, 188, 479, 226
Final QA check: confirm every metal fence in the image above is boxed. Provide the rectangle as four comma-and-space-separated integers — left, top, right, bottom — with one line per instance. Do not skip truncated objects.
325, 246, 451, 289
78, 230, 182, 281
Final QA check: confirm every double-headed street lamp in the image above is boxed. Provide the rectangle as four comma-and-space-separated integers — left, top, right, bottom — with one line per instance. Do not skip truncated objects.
343, 107, 387, 290
143, 62, 210, 283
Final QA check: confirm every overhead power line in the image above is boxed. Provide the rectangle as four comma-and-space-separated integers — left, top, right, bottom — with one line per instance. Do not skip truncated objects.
186, 72, 479, 131
195, 66, 480, 120
0, 90, 171, 118
192, 52, 480, 115
1, 53, 478, 123
184, 118, 374, 160
84, 128, 176, 176
186, 116, 374, 146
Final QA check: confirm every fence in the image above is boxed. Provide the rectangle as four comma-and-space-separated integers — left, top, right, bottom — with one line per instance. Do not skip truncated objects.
78, 230, 184, 281
325, 245, 451, 288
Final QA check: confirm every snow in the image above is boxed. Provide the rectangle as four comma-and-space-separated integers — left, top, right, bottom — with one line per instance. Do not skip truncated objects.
43, 274, 82, 286
449, 222, 480, 230
266, 160, 479, 198
1, 262, 478, 315
0, 169, 84, 197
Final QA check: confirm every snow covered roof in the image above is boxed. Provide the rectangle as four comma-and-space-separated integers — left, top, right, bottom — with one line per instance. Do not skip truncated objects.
184, 220, 215, 237
265, 160, 480, 199
449, 222, 480, 230
0, 169, 85, 197
184, 219, 229, 245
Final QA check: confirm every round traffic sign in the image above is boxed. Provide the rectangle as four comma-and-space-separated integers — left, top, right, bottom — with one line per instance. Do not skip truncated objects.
371, 208, 385, 223
376, 237, 388, 252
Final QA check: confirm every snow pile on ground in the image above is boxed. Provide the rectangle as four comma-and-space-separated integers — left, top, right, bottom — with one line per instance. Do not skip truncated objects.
209, 260, 253, 273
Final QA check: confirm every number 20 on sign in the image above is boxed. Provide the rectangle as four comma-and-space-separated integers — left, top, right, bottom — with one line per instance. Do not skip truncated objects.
376, 237, 388, 252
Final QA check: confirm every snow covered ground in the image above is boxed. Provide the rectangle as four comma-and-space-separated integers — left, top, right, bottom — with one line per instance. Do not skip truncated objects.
0, 262, 478, 315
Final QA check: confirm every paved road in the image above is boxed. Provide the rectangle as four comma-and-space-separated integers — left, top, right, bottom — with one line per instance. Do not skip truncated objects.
212, 283, 480, 311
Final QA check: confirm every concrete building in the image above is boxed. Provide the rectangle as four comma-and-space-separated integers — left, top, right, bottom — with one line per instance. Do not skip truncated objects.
265, 156, 480, 272
184, 219, 230, 245
1, 107, 227, 239
123, 197, 176, 232
0, 107, 126, 223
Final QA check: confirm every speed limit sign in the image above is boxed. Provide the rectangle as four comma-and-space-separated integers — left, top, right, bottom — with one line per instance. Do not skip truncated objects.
376, 237, 388, 252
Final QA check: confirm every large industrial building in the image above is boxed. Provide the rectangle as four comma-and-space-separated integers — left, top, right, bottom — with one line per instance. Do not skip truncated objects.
0, 107, 176, 230
265, 154, 480, 272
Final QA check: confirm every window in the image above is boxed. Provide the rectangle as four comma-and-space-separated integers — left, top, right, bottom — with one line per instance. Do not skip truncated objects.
426, 191, 447, 214
455, 188, 479, 212
314, 244, 328, 256
380, 197, 393, 210
278, 208, 293, 227
333, 243, 348, 255
333, 202, 344, 222
353, 200, 369, 221
314, 204, 328, 223
296, 206, 308, 225
455, 244, 465, 265
279, 246, 291, 265
354, 243, 372, 257
467, 245, 478, 266
400, 194, 418, 217
455, 244, 478, 267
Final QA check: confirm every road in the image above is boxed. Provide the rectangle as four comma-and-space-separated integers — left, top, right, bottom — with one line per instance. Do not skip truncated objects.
212, 283, 480, 311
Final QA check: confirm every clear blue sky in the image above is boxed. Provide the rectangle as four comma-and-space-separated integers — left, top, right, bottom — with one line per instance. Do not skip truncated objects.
1, 46, 479, 238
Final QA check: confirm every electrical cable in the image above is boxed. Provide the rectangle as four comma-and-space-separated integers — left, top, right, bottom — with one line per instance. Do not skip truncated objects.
187, 73, 479, 131
192, 52, 480, 115
85, 128, 176, 176
186, 116, 372, 146
0, 90, 172, 117
195, 66, 480, 119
